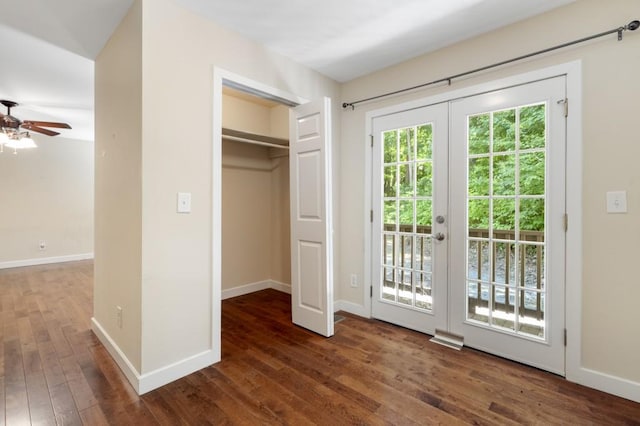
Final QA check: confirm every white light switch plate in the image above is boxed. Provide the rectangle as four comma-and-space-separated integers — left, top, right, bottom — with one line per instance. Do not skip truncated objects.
177, 192, 191, 213
606, 191, 627, 213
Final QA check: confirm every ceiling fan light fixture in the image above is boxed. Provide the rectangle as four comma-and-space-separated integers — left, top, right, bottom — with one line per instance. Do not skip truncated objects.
5, 133, 38, 150
20, 134, 37, 149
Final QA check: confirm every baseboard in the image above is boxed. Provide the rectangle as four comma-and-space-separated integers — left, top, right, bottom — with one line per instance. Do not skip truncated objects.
91, 317, 141, 393
334, 300, 369, 318
92, 317, 216, 395
569, 366, 640, 403
270, 280, 291, 294
0, 253, 94, 270
138, 350, 216, 395
222, 279, 291, 300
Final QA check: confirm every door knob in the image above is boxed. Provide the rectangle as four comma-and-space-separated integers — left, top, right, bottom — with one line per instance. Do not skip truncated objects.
434, 232, 445, 241
436, 215, 445, 224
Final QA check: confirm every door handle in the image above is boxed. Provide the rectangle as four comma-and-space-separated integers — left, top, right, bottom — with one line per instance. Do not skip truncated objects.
434, 232, 445, 241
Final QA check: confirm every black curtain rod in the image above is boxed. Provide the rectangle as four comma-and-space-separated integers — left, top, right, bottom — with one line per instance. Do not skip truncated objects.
342, 19, 639, 110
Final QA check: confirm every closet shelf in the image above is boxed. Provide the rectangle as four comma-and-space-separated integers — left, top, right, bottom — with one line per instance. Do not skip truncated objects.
222, 128, 289, 150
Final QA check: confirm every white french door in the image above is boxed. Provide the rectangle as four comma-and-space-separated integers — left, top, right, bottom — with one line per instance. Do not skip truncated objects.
372, 77, 567, 374
449, 77, 566, 374
371, 104, 449, 334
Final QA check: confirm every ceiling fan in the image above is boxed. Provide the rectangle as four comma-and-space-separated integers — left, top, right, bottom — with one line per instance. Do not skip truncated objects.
1, 99, 72, 137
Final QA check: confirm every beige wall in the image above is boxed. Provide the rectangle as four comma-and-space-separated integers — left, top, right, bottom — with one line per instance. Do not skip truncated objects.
94, 0, 143, 372
139, 0, 339, 373
340, 0, 640, 384
0, 135, 93, 264
221, 95, 290, 290
92, 0, 341, 377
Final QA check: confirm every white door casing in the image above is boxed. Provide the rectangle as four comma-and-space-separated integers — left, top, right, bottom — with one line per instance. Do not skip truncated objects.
290, 97, 334, 337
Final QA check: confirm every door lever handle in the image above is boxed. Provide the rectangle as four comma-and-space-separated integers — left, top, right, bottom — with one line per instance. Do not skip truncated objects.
434, 232, 445, 241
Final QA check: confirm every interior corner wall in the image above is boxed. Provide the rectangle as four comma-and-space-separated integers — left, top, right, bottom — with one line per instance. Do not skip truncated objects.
221, 94, 290, 291
94, 0, 143, 373
269, 105, 291, 286
0, 135, 94, 266
339, 0, 640, 390
139, 0, 340, 376
221, 140, 273, 290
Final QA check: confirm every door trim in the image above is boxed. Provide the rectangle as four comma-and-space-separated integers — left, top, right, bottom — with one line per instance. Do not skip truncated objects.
365, 60, 583, 382
212, 68, 308, 363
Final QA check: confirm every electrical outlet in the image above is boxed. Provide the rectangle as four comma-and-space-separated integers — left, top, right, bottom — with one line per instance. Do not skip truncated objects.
350, 274, 358, 288
39, 241, 46, 250
116, 306, 123, 328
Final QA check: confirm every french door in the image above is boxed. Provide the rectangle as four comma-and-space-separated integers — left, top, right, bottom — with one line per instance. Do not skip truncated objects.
371, 103, 449, 334
449, 77, 566, 374
372, 77, 566, 374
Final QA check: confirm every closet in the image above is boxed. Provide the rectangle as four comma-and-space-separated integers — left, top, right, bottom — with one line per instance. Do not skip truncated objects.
221, 87, 291, 298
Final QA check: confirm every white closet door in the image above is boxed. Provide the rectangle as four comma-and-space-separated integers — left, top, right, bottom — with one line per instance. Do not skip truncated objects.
289, 97, 334, 337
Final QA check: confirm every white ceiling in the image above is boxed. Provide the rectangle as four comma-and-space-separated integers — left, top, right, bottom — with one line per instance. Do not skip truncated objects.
176, 0, 574, 82
0, 0, 574, 140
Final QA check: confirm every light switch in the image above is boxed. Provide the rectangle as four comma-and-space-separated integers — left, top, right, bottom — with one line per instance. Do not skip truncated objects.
177, 192, 191, 213
606, 191, 627, 213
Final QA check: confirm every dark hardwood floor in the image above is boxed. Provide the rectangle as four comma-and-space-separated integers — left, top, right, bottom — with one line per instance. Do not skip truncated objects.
1, 261, 639, 425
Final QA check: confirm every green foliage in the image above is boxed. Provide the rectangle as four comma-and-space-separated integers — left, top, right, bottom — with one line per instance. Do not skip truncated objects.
467, 105, 546, 232
383, 104, 546, 233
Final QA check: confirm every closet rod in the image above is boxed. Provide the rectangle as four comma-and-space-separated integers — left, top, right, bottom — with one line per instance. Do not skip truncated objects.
223, 134, 290, 150
342, 19, 639, 109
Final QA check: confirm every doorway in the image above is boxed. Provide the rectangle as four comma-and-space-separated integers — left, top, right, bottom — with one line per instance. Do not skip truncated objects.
371, 77, 567, 374
212, 69, 335, 363
220, 86, 292, 300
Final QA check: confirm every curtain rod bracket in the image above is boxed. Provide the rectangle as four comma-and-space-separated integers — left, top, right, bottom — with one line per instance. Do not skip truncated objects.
342, 18, 638, 110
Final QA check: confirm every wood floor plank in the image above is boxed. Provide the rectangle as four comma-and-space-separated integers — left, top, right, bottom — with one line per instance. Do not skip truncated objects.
25, 371, 56, 425
48, 381, 83, 426
2, 262, 640, 425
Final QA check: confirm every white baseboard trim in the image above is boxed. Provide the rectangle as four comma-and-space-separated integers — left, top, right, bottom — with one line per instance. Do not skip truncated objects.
570, 366, 640, 403
0, 253, 94, 270
91, 317, 141, 393
222, 279, 291, 300
334, 300, 370, 318
138, 350, 216, 395
270, 280, 291, 294
92, 317, 216, 395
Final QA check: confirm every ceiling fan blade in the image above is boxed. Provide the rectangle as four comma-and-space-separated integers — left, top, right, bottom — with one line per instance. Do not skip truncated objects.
22, 124, 60, 136
22, 120, 71, 129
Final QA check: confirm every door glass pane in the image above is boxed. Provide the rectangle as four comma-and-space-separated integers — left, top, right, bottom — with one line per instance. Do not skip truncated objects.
467, 281, 489, 324
416, 236, 432, 272
493, 109, 516, 152
384, 130, 397, 163
469, 114, 490, 154
468, 157, 490, 196
520, 105, 545, 149
465, 102, 547, 340
380, 122, 434, 312
416, 162, 432, 196
415, 271, 432, 310
383, 267, 396, 302
384, 166, 397, 197
416, 125, 433, 160
399, 164, 414, 197
384, 201, 397, 231
415, 200, 432, 229
493, 154, 516, 195
383, 234, 395, 266
398, 127, 415, 162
